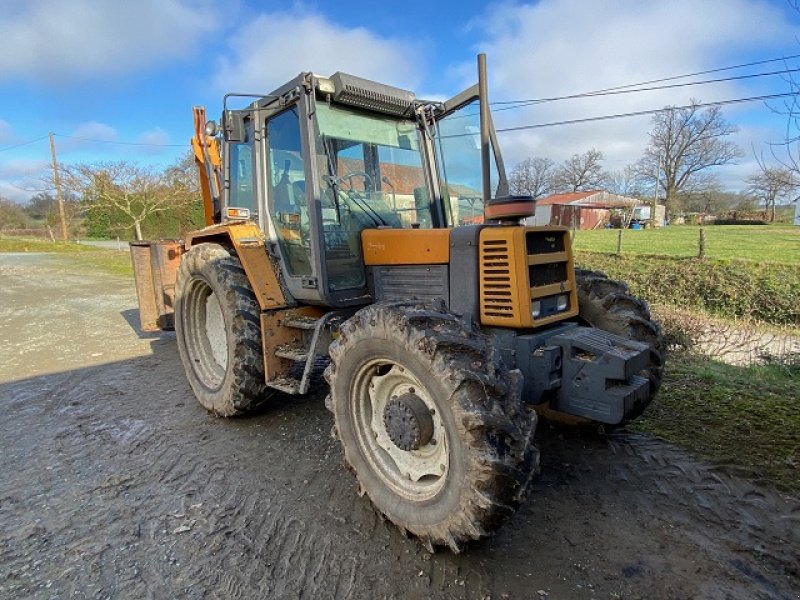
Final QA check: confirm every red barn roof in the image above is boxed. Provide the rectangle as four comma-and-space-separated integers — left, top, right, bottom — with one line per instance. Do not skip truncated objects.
536, 190, 639, 208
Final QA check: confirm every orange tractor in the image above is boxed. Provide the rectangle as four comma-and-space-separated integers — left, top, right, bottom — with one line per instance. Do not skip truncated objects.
131, 55, 663, 552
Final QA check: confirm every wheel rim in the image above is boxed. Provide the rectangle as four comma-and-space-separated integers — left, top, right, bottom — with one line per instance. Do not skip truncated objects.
183, 278, 228, 390
351, 359, 449, 501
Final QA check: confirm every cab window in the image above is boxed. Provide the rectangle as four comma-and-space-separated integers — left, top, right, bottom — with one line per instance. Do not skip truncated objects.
266, 107, 312, 276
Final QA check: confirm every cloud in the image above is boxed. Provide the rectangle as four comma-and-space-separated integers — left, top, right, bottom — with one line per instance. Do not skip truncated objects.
136, 128, 171, 147
52, 122, 119, 154
0, 120, 14, 144
0, 181, 33, 204
0, 0, 217, 82
215, 10, 425, 94
0, 158, 50, 180
463, 0, 800, 189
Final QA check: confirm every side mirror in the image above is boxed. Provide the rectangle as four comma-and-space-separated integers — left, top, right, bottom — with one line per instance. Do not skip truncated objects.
223, 110, 245, 142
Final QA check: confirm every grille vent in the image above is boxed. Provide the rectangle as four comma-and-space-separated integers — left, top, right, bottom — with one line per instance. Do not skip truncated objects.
481, 239, 514, 318
330, 72, 415, 117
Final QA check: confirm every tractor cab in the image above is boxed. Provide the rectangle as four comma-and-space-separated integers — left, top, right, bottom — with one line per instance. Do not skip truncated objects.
202, 70, 507, 308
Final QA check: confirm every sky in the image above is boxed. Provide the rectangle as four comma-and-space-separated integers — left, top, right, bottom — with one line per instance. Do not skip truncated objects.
1, 0, 799, 203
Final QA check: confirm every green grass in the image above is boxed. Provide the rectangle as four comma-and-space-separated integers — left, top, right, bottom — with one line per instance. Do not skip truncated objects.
572, 225, 800, 265
0, 238, 133, 277
0, 238, 99, 253
632, 352, 800, 493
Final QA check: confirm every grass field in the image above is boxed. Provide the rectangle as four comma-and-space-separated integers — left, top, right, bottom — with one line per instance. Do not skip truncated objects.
572, 225, 799, 265
0, 238, 133, 277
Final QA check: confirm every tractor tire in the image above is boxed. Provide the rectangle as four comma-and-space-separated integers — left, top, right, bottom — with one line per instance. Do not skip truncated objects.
175, 243, 269, 417
574, 268, 666, 422
324, 302, 539, 553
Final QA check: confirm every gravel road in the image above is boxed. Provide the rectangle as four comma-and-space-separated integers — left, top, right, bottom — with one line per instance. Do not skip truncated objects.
1, 252, 798, 600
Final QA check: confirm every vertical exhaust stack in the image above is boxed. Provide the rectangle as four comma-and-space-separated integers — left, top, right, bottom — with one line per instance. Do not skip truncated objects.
478, 54, 536, 224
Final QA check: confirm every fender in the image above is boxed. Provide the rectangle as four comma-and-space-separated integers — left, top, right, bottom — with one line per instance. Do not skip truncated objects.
185, 222, 290, 311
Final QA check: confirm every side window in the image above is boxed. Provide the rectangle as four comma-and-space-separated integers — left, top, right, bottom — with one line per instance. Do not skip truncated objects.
228, 122, 255, 215
267, 107, 311, 276
435, 99, 499, 226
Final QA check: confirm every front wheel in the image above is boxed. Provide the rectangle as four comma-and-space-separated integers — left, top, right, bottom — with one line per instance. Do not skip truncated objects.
175, 243, 269, 416
325, 302, 538, 552
575, 268, 666, 422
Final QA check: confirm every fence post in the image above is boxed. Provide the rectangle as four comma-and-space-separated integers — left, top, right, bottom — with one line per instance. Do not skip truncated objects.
698, 227, 706, 258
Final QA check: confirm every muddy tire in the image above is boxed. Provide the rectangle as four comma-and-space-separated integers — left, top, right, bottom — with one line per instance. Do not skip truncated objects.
175, 243, 268, 417
324, 302, 538, 552
574, 268, 665, 422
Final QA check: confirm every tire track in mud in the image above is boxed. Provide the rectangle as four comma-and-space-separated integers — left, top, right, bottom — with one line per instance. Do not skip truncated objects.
1, 253, 799, 599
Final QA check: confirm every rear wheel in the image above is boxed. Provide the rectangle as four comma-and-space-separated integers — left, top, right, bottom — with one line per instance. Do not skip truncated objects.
325, 302, 538, 552
175, 243, 268, 416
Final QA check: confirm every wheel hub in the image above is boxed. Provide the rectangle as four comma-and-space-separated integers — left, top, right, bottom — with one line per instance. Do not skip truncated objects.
383, 393, 434, 451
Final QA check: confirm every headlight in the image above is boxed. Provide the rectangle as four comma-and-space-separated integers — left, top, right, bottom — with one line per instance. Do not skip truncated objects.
532, 300, 542, 319
556, 294, 568, 311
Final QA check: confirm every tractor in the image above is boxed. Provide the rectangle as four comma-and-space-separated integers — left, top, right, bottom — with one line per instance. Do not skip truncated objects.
130, 55, 664, 552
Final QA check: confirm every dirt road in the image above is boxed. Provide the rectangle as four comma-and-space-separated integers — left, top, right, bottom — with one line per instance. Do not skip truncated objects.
1, 252, 798, 599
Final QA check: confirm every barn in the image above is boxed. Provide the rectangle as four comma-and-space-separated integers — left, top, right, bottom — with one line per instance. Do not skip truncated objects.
527, 191, 640, 230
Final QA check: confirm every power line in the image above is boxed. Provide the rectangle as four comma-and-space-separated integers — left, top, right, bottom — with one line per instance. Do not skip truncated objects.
51, 133, 184, 147
493, 53, 800, 107
0, 135, 49, 153
496, 91, 798, 133
493, 66, 800, 110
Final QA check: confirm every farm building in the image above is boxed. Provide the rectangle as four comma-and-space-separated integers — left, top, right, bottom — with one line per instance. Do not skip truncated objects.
527, 191, 641, 230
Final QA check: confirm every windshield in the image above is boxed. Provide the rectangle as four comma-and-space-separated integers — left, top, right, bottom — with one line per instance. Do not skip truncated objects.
315, 103, 431, 291
434, 99, 500, 226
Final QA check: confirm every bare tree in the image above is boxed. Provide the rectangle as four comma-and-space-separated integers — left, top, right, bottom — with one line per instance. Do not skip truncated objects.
553, 149, 608, 193
509, 157, 555, 199
65, 161, 196, 240
637, 101, 741, 215
746, 164, 797, 222
607, 165, 643, 197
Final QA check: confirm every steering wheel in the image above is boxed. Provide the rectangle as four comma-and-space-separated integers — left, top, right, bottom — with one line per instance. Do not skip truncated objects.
331, 171, 373, 194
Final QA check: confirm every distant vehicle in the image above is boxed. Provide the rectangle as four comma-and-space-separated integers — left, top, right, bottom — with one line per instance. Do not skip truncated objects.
630, 204, 666, 227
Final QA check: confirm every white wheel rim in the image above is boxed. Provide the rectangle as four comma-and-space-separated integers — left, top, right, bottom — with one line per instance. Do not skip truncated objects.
351, 359, 449, 501
204, 292, 228, 371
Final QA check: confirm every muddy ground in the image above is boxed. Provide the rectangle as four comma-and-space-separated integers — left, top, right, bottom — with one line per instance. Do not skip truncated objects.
1, 252, 798, 600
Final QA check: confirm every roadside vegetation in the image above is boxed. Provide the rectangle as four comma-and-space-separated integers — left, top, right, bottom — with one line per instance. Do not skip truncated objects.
634, 353, 799, 493
0, 238, 133, 277
576, 250, 799, 327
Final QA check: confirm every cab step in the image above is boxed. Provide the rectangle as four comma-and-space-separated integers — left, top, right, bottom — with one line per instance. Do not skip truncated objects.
274, 343, 308, 362
266, 376, 302, 395
283, 315, 319, 330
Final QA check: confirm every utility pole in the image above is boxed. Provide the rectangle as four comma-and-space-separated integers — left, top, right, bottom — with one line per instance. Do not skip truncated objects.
49, 132, 68, 241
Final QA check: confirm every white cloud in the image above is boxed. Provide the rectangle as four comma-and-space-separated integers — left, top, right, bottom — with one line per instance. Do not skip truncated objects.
0, 181, 32, 204
71, 122, 118, 141
0, 120, 14, 144
0, 158, 49, 180
215, 10, 425, 94
463, 0, 800, 190
136, 128, 171, 147
0, 0, 217, 82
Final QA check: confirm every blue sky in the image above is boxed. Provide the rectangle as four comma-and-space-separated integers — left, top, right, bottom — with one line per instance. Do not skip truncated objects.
1, 0, 799, 202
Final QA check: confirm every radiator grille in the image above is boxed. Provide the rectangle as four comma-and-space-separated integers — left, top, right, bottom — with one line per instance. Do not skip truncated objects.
481, 239, 514, 318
